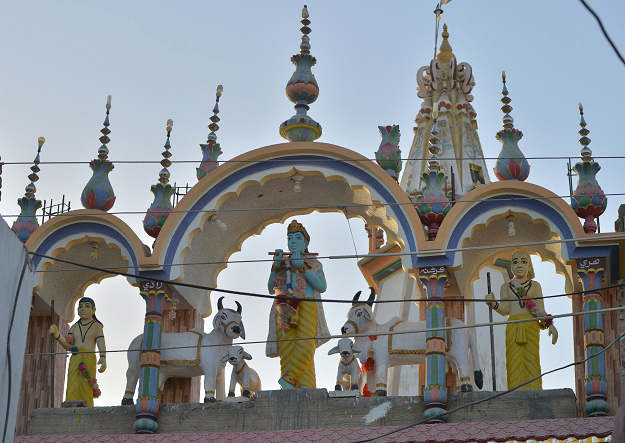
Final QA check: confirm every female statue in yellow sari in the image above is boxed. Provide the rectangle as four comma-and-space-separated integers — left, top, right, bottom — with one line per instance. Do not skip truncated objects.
486, 250, 558, 390
50, 297, 106, 406
266, 220, 329, 389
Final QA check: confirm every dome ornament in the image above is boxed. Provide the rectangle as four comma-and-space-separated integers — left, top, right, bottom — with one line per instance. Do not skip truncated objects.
570, 103, 607, 234
197, 85, 224, 180
81, 95, 116, 211
12, 137, 46, 242
279, 5, 322, 142
493, 72, 530, 182
144, 119, 176, 241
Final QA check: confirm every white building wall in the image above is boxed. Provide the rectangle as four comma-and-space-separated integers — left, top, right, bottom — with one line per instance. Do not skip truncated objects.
0, 217, 37, 443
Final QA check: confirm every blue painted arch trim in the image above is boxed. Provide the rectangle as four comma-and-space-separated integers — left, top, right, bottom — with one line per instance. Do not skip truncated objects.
164, 154, 422, 273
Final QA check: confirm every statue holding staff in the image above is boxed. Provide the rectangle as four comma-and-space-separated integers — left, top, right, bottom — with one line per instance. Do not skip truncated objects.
50, 297, 106, 406
266, 220, 330, 389
485, 250, 558, 390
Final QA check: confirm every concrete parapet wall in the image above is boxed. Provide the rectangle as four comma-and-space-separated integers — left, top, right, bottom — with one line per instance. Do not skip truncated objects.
28, 388, 578, 435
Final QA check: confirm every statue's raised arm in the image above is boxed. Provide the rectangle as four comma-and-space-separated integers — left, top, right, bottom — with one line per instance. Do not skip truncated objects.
265, 220, 330, 389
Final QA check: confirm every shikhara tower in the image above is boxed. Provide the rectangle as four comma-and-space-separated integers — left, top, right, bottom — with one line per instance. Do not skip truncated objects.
400, 24, 489, 199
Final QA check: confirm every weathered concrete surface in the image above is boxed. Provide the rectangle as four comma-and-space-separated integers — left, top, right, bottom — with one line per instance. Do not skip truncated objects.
28, 388, 578, 435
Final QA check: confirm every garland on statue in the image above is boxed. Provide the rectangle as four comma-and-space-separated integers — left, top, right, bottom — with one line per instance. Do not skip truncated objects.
514, 284, 554, 330
66, 335, 102, 398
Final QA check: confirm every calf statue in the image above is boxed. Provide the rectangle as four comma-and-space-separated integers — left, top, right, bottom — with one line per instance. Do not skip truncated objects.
328, 338, 363, 392
341, 288, 483, 396
122, 296, 245, 404
221, 345, 262, 398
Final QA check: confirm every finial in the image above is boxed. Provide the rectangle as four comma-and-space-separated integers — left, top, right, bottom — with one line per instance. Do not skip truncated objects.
159, 120, 173, 185
279, 5, 322, 142
500, 71, 514, 130
578, 103, 592, 162
570, 105, 606, 234
25, 137, 45, 198
436, 23, 454, 62
12, 136, 46, 242
375, 125, 402, 180
81, 96, 116, 211
197, 85, 224, 180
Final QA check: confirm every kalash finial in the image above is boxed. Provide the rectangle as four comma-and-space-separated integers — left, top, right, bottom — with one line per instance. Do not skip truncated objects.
493, 72, 530, 182
375, 125, 402, 181
416, 110, 451, 241
12, 137, 46, 242
81, 95, 116, 211
570, 103, 607, 234
197, 85, 224, 180
144, 120, 176, 240
436, 24, 455, 63
279, 5, 322, 142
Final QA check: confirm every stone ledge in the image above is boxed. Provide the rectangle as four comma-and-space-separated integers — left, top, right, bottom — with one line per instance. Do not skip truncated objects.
28, 388, 577, 435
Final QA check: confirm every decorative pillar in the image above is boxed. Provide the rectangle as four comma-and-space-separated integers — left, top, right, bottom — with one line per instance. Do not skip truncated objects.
419, 266, 448, 422
133, 281, 171, 434
576, 258, 609, 416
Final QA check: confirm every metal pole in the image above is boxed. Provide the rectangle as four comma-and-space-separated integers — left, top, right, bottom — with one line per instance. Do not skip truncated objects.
450, 166, 456, 206
50, 300, 55, 408
487, 272, 497, 391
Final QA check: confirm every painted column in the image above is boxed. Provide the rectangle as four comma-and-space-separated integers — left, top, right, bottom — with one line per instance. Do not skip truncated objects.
576, 258, 609, 416
133, 281, 170, 434
419, 266, 448, 422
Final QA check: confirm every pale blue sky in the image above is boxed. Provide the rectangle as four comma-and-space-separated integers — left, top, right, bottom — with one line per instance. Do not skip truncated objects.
1, 1, 623, 406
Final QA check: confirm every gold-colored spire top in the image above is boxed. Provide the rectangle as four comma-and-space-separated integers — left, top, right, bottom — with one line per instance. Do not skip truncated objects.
436, 24, 455, 62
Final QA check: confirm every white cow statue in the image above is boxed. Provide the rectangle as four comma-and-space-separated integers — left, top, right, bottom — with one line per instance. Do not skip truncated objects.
328, 338, 363, 392
341, 288, 483, 396
221, 345, 262, 398
122, 296, 245, 404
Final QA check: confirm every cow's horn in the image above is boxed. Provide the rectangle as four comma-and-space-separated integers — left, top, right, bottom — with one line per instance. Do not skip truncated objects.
235, 300, 242, 314
217, 296, 224, 311
352, 291, 362, 306
367, 287, 376, 307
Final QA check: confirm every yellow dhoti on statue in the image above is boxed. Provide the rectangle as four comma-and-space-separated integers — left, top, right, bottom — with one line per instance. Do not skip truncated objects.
276, 299, 318, 388
506, 313, 541, 391
66, 347, 96, 406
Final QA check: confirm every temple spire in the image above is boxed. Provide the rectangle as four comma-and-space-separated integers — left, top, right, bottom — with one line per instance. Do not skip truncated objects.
436, 24, 455, 62
197, 85, 224, 180
493, 72, 530, 181
12, 137, 45, 242
571, 104, 607, 234
279, 5, 322, 142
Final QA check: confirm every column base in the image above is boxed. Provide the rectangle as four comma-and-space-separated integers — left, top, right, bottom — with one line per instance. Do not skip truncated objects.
422, 406, 449, 422
584, 399, 610, 416
133, 417, 158, 433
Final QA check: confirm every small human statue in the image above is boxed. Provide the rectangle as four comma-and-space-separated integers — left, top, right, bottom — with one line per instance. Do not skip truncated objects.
485, 250, 558, 390
266, 220, 330, 389
50, 297, 106, 406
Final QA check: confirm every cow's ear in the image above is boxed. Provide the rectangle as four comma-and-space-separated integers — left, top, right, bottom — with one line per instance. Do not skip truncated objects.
363, 308, 373, 322
220, 354, 230, 363
327, 346, 340, 355
351, 345, 362, 353
243, 352, 252, 360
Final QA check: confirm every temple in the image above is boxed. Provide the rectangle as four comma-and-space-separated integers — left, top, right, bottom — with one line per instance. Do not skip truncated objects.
1, 4, 623, 443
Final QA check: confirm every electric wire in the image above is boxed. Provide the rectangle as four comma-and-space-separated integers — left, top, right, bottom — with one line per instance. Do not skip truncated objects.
28, 249, 625, 305
23, 305, 625, 357
347, 330, 625, 443
578, 0, 625, 68
5, 192, 625, 219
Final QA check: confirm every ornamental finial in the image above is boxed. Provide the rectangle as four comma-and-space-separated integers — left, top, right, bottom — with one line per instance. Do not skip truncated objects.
571, 105, 606, 234
11, 137, 45, 242
436, 24, 455, 63
493, 73, 530, 182
578, 103, 592, 162
197, 85, 224, 180
144, 119, 176, 240
428, 110, 441, 171
279, 5, 322, 142
81, 96, 116, 211
375, 125, 402, 180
